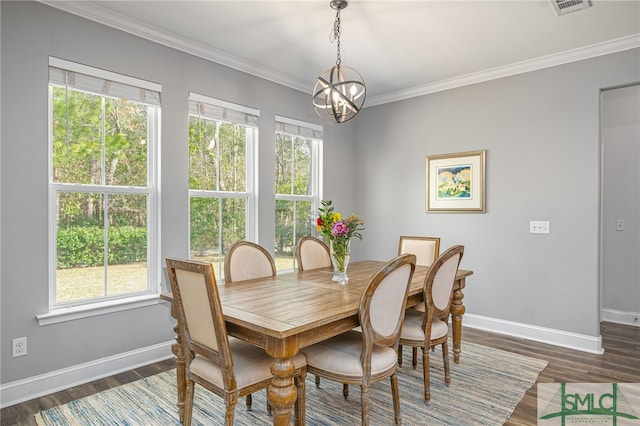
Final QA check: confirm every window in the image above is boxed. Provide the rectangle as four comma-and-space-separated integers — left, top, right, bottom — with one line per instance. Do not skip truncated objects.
48, 57, 160, 309
188, 93, 257, 281
274, 116, 322, 272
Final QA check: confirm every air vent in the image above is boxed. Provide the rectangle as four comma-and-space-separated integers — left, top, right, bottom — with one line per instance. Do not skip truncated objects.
550, 0, 591, 16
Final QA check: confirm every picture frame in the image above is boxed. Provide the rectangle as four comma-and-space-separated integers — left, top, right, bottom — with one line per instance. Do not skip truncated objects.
426, 150, 486, 213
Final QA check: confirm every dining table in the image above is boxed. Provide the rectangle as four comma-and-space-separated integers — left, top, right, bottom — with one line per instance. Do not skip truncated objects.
161, 260, 473, 426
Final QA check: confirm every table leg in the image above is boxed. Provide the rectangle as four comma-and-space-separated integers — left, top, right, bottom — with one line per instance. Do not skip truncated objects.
450, 278, 466, 364
267, 357, 298, 426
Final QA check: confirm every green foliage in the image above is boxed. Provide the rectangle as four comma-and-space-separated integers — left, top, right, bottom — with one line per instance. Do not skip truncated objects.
57, 226, 147, 269
52, 87, 149, 187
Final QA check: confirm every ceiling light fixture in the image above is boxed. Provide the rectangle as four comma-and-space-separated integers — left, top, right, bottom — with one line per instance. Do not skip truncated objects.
312, 0, 366, 124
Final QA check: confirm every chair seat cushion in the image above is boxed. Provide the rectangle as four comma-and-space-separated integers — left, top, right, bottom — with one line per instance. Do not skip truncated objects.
190, 338, 306, 389
301, 331, 397, 379
400, 309, 448, 343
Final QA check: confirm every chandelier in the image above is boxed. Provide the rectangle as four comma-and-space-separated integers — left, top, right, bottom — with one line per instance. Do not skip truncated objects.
312, 0, 366, 123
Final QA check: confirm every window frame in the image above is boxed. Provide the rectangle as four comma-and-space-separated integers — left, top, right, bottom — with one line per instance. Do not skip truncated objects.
274, 115, 323, 273
41, 57, 161, 324
187, 92, 258, 280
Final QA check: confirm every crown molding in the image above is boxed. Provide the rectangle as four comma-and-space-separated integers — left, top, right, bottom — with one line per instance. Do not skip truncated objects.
37, 1, 311, 93
39, 2, 639, 107
366, 33, 640, 106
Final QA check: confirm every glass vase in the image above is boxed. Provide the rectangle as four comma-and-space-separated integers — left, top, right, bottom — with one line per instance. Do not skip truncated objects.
330, 239, 350, 284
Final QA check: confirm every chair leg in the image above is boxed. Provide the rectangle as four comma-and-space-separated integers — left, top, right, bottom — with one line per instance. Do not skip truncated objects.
412, 347, 418, 368
184, 380, 195, 426
398, 344, 403, 366
391, 373, 402, 425
315, 375, 321, 388
224, 391, 237, 426
245, 394, 252, 411
422, 347, 431, 401
442, 341, 451, 384
224, 405, 236, 426
360, 383, 370, 426
343, 383, 349, 399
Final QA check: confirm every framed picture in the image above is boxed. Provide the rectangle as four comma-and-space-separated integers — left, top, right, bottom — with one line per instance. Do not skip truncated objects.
426, 150, 486, 213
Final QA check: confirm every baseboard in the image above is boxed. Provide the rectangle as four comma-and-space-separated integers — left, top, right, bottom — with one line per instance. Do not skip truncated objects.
0, 340, 174, 408
463, 314, 604, 355
601, 308, 640, 327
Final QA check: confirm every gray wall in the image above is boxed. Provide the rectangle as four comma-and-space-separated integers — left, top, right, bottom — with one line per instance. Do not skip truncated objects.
0, 1, 354, 385
602, 85, 640, 320
352, 50, 640, 337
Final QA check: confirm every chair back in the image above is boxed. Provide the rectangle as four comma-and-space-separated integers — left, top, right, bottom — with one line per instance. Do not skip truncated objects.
398, 236, 440, 267
360, 254, 416, 349
296, 236, 331, 271
224, 241, 276, 283
425, 245, 464, 319
166, 258, 234, 383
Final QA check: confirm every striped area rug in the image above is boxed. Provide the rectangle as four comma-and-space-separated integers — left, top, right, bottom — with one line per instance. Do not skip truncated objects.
35, 341, 547, 425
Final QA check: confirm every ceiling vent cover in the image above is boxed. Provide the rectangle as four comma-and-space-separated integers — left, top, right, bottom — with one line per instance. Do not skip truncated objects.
550, 0, 591, 16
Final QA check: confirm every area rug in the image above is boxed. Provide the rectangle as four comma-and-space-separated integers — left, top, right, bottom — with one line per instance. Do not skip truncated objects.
35, 341, 547, 425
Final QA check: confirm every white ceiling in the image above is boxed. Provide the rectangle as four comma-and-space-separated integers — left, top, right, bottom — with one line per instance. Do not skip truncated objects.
41, 0, 640, 106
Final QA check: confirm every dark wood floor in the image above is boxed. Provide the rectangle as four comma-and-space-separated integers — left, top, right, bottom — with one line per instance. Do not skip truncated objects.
2, 322, 638, 425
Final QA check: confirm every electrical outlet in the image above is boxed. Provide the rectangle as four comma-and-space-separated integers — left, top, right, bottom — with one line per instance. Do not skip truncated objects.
529, 220, 550, 234
12, 337, 27, 357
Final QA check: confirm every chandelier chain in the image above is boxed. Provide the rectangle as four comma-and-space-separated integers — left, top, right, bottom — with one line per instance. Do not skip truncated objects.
330, 8, 342, 66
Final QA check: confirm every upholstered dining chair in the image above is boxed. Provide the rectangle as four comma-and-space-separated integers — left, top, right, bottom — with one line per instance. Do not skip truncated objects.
223, 240, 276, 411
165, 258, 307, 426
397, 235, 441, 366
224, 240, 276, 283
296, 236, 332, 271
398, 236, 440, 268
398, 245, 464, 401
302, 254, 416, 426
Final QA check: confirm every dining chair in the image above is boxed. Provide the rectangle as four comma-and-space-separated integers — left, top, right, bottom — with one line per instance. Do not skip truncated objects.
398, 245, 464, 401
397, 235, 440, 366
296, 236, 332, 271
224, 240, 276, 283
165, 258, 307, 426
302, 254, 416, 426
223, 240, 276, 411
398, 236, 440, 268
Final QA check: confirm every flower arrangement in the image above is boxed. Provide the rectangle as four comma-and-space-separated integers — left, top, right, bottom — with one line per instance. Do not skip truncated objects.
316, 200, 365, 283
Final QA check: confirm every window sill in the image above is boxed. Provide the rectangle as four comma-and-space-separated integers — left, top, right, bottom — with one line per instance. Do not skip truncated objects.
36, 294, 167, 326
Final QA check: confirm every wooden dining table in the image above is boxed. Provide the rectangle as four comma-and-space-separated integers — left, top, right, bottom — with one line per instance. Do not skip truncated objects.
161, 260, 472, 426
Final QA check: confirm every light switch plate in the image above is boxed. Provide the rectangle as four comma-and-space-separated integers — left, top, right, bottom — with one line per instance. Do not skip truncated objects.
530, 220, 550, 234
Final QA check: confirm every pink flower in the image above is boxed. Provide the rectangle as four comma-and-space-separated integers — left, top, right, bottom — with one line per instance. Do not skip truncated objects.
331, 221, 349, 237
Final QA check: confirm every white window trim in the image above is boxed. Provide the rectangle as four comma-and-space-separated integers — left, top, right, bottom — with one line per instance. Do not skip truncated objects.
36, 294, 164, 326
45, 58, 161, 320
274, 117, 324, 273
187, 93, 259, 260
